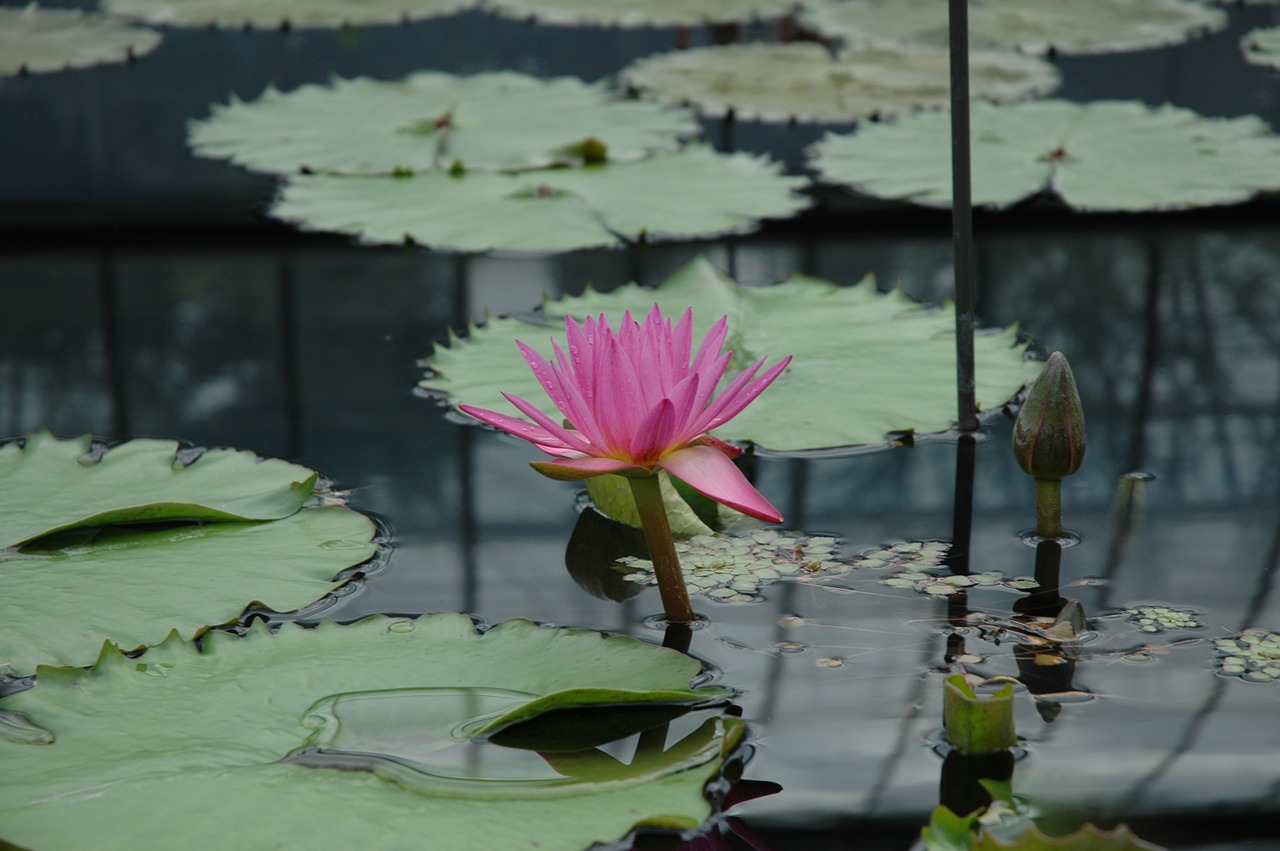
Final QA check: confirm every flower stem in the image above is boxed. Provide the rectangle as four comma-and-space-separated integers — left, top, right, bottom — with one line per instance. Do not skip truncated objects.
629, 474, 696, 623
1034, 477, 1063, 540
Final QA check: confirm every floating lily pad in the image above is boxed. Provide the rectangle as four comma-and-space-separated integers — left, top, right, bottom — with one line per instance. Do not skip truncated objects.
0, 431, 318, 549
482, 0, 797, 28
1242, 26, 1280, 70
103, 0, 473, 29
798, 0, 1225, 56
189, 72, 698, 176
1123, 605, 1201, 634
0, 616, 737, 850
810, 100, 1280, 212
0, 5, 161, 77
272, 146, 808, 252
621, 42, 1058, 124
1, 506, 377, 675
421, 256, 1038, 451
1215, 630, 1280, 682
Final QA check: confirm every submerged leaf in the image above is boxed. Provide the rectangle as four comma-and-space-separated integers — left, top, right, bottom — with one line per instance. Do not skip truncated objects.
272, 146, 808, 252
0, 616, 737, 850
622, 42, 1058, 124
104, 0, 473, 28
0, 5, 161, 77
811, 100, 1280, 212
189, 71, 698, 176
421, 256, 1038, 450
0, 431, 318, 549
799, 0, 1225, 56
482, 0, 797, 28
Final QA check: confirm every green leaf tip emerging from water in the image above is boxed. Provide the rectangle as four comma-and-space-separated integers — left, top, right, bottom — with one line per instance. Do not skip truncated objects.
422, 255, 1038, 451
0, 615, 739, 851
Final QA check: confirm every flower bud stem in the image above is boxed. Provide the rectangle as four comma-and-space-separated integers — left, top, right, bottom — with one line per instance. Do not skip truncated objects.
629, 473, 696, 623
1035, 477, 1064, 540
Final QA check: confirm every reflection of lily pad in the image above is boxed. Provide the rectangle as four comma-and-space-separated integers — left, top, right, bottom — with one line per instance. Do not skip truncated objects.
421, 256, 1038, 451
189, 72, 698, 176
1242, 27, 1280, 70
103, 0, 473, 29
810, 100, 1280, 211
622, 42, 1058, 123
1, 506, 378, 674
0, 5, 161, 77
799, 0, 1225, 56
483, 0, 797, 28
272, 146, 808, 252
0, 431, 317, 549
0, 616, 738, 850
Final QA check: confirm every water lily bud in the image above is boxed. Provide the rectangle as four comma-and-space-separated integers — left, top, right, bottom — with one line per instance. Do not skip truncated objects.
1012, 352, 1086, 480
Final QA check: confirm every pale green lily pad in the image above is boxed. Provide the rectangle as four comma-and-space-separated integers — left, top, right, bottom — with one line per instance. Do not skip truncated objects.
1123, 605, 1201, 634
0, 616, 738, 850
421, 256, 1038, 451
0, 431, 318, 549
0, 4, 161, 77
102, 0, 472, 29
272, 146, 808, 252
1242, 26, 1280, 70
810, 100, 1280, 212
483, 0, 796, 28
1214, 630, 1280, 683
798, 0, 1225, 56
189, 72, 698, 176
1, 505, 377, 675
621, 42, 1058, 123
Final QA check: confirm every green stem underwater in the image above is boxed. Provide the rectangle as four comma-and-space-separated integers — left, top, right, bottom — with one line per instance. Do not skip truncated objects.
628, 474, 696, 623
1034, 477, 1064, 540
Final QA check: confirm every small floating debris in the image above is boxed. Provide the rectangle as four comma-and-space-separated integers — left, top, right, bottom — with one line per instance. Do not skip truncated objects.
1215, 630, 1280, 683
619, 529, 844, 603
1123, 605, 1202, 634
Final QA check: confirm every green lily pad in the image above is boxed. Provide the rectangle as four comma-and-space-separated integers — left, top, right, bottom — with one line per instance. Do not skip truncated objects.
810, 100, 1280, 212
102, 0, 473, 29
1242, 26, 1280, 70
272, 145, 808, 252
0, 616, 738, 850
1, 505, 377, 675
189, 71, 699, 176
972, 823, 1167, 850
0, 4, 161, 77
621, 42, 1059, 123
0, 431, 318, 549
420, 256, 1038, 451
798, 0, 1225, 56
483, 0, 797, 28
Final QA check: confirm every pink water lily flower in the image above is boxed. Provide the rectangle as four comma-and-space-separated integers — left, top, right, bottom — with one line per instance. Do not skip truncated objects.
459, 304, 791, 523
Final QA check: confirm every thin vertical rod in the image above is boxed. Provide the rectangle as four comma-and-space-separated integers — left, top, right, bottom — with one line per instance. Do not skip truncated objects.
949, 0, 978, 433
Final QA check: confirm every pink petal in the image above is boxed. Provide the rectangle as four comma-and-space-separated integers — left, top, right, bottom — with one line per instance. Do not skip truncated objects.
670, 307, 695, 383
629, 397, 679, 462
458, 403, 574, 454
699, 355, 792, 433
690, 315, 729, 378
656, 445, 782, 523
500, 392, 595, 455
530, 456, 642, 481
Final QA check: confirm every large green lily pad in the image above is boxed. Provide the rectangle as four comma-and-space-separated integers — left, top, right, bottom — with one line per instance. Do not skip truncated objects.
0, 616, 738, 850
272, 145, 809, 252
189, 72, 699, 176
1243, 27, 1280, 70
483, 0, 797, 28
0, 431, 318, 549
810, 100, 1280, 211
420, 256, 1038, 451
1, 505, 377, 675
798, 0, 1225, 56
102, 0, 474, 29
621, 42, 1058, 123
0, 5, 161, 77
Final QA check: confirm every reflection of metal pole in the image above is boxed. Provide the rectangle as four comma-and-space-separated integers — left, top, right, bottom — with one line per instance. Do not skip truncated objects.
98, 248, 128, 439
1127, 237, 1162, 472
949, 0, 977, 433
452, 254, 478, 613
276, 252, 303, 460
946, 435, 977, 576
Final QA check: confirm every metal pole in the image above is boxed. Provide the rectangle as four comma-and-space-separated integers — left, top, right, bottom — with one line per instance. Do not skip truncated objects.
949, 0, 978, 432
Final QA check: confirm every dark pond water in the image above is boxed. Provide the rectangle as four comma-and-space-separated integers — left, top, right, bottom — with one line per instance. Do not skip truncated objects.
3, 4, 1280, 850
